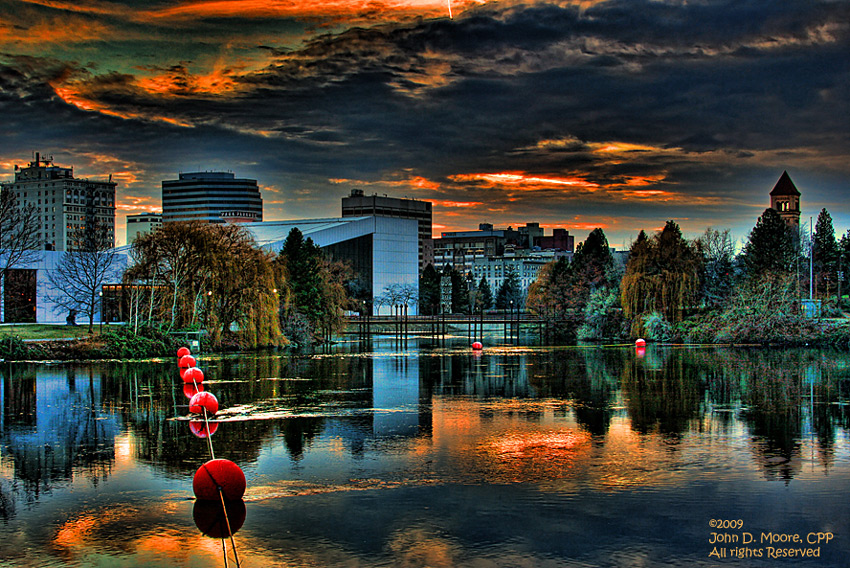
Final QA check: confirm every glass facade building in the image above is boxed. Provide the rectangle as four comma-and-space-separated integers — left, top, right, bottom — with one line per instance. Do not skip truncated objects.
161, 171, 263, 224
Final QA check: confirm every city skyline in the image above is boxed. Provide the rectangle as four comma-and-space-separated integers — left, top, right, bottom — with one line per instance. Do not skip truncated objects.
1, 0, 848, 247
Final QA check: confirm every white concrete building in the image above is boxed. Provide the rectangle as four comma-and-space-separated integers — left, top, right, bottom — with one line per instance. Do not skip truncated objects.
470, 249, 567, 299
2, 250, 128, 324
3, 215, 418, 323
244, 216, 419, 315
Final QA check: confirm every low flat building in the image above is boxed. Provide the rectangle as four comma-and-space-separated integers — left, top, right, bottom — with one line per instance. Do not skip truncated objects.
2, 250, 128, 324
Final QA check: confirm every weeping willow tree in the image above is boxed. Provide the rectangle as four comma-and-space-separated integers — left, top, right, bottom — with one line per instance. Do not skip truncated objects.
620, 221, 703, 337
125, 222, 284, 348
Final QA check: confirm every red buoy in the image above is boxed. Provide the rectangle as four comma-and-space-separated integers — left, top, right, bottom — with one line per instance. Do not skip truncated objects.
179, 355, 196, 369
183, 383, 204, 399
193, 499, 246, 538
177, 346, 191, 359
182, 367, 205, 384
636, 346, 646, 359
189, 391, 219, 415
193, 459, 246, 501
635, 338, 646, 347
471, 341, 483, 350
189, 419, 218, 438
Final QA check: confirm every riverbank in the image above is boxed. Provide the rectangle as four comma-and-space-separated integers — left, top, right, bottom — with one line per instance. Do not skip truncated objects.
0, 325, 181, 361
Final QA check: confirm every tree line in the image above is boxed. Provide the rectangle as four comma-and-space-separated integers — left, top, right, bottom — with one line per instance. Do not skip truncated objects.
526, 207, 850, 345
122, 223, 353, 348
3, 177, 848, 348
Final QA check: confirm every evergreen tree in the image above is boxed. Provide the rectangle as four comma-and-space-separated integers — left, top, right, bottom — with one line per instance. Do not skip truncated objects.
495, 265, 522, 310
571, 227, 615, 292
813, 208, 838, 297
418, 263, 441, 315
526, 228, 617, 342
737, 208, 797, 280
276, 228, 351, 342
476, 276, 493, 311
279, 228, 324, 323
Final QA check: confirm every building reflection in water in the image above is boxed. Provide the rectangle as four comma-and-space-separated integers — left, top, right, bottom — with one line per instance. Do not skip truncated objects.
2, 343, 850, 522
0, 365, 119, 518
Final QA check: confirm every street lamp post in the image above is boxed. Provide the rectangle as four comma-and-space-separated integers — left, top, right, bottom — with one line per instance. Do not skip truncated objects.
509, 299, 514, 343
99, 290, 103, 335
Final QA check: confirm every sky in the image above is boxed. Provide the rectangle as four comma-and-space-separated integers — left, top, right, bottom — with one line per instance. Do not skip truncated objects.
1, 0, 848, 248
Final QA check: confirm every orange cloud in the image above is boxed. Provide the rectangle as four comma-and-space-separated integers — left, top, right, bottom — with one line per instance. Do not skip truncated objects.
620, 175, 666, 187
51, 82, 195, 126
569, 221, 610, 231
135, 65, 244, 98
434, 200, 483, 208
330, 174, 443, 193
20, 0, 129, 17
139, 0, 455, 22
450, 171, 600, 191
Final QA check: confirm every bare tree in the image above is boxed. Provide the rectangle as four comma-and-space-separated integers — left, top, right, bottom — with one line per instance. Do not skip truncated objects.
0, 188, 41, 321
47, 218, 119, 333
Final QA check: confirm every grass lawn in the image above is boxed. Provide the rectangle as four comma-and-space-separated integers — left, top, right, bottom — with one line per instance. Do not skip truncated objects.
0, 323, 101, 341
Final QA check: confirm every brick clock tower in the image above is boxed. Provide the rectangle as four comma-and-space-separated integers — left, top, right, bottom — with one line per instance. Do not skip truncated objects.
769, 171, 801, 228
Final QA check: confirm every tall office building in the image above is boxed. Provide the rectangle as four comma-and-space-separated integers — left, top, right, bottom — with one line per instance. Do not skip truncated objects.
162, 171, 263, 224
2, 153, 116, 251
126, 212, 162, 244
341, 188, 433, 271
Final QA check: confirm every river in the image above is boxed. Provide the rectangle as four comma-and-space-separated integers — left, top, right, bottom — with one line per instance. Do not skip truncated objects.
1, 335, 849, 567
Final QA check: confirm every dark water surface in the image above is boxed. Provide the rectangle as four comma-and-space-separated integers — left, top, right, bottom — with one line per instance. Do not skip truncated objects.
1, 336, 849, 567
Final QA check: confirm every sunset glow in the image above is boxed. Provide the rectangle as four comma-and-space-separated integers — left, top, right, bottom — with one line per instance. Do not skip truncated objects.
450, 172, 600, 190
1, 0, 846, 245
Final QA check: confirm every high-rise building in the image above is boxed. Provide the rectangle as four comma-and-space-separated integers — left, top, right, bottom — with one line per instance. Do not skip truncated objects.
2, 153, 116, 251
126, 213, 162, 244
162, 171, 263, 224
341, 189, 432, 271
769, 171, 801, 228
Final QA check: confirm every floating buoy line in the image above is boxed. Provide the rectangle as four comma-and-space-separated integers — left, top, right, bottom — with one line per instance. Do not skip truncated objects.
179, 346, 245, 567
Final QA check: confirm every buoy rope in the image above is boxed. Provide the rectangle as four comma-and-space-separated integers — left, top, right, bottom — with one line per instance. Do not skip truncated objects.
221, 537, 230, 568
191, 372, 242, 568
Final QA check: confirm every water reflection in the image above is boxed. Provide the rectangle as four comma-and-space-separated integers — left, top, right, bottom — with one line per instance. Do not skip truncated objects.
1, 341, 850, 567
1, 366, 118, 519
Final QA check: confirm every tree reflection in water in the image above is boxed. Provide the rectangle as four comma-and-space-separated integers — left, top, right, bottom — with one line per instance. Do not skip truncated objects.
1, 343, 849, 521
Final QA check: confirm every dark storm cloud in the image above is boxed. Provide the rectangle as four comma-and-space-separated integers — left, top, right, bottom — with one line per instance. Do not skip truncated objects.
1, 0, 848, 243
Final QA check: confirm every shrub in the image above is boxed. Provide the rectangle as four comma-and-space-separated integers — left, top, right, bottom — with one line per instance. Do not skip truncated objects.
0, 335, 32, 360
642, 312, 673, 342
578, 288, 628, 341
101, 326, 181, 359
